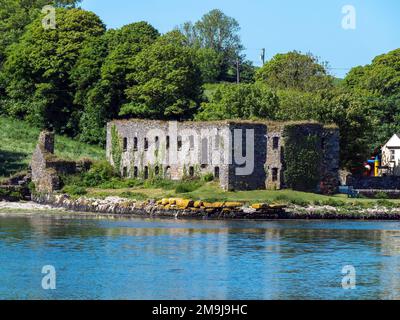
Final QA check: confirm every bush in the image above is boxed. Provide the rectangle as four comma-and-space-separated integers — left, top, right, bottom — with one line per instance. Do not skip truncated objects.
62, 185, 87, 196
377, 199, 395, 208
83, 161, 116, 187
175, 180, 204, 193
202, 173, 214, 182
375, 191, 389, 199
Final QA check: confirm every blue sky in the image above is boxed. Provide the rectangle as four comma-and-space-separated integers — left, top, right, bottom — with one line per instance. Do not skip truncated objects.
81, 0, 399, 78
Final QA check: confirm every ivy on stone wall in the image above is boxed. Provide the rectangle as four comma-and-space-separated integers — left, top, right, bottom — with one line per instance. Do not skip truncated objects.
283, 124, 322, 191
111, 125, 123, 173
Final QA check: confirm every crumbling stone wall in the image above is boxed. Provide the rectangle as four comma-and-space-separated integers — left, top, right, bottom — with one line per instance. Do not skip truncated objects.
31, 131, 91, 193
107, 120, 340, 193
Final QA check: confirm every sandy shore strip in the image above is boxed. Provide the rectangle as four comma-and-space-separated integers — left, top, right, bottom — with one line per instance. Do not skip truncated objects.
0, 201, 65, 212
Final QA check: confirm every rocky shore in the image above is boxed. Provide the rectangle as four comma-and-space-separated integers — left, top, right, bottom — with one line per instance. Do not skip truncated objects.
20, 193, 400, 220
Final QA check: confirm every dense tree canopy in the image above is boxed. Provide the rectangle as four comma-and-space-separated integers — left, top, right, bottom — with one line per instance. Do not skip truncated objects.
120, 31, 203, 120
72, 22, 159, 144
256, 51, 334, 91
196, 83, 278, 120
0, 5, 398, 170
180, 9, 244, 82
2, 8, 105, 134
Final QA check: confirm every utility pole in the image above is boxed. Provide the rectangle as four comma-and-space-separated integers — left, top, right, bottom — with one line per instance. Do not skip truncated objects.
260, 48, 266, 65
236, 58, 240, 84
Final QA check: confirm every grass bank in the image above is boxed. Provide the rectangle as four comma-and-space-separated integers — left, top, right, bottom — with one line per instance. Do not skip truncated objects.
0, 117, 105, 179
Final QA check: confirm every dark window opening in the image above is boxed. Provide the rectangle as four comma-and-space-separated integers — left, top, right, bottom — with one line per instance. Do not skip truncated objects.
122, 166, 128, 177
155, 166, 160, 176
273, 137, 279, 150
144, 166, 149, 179
165, 166, 171, 179
155, 136, 159, 149
272, 168, 279, 182
189, 166, 195, 177
123, 138, 128, 152
133, 166, 138, 178
144, 138, 149, 151
166, 136, 170, 149
214, 167, 220, 179
133, 137, 138, 151
177, 136, 182, 151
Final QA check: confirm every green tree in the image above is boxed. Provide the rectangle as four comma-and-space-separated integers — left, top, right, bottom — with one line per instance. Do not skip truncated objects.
344, 48, 400, 96
180, 9, 244, 82
72, 22, 159, 144
120, 31, 203, 120
196, 83, 279, 120
2, 8, 105, 135
0, 0, 81, 65
256, 51, 334, 91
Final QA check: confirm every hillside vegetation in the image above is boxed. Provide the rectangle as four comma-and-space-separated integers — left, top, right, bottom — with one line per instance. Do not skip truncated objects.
0, 117, 105, 179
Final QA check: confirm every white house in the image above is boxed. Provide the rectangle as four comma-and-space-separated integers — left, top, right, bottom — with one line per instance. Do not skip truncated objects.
381, 134, 400, 176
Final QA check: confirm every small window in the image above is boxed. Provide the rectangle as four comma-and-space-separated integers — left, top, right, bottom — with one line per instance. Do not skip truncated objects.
123, 137, 128, 152
189, 136, 195, 150
155, 136, 159, 150
189, 166, 195, 177
155, 166, 160, 176
144, 166, 149, 179
177, 136, 182, 151
133, 166, 138, 178
122, 166, 128, 177
214, 167, 220, 179
273, 137, 279, 150
165, 166, 171, 179
144, 138, 149, 151
272, 168, 279, 182
166, 136, 170, 149
390, 150, 395, 162
133, 137, 138, 151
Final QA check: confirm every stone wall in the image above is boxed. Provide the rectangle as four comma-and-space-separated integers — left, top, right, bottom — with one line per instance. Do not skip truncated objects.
106, 120, 340, 193
31, 131, 91, 193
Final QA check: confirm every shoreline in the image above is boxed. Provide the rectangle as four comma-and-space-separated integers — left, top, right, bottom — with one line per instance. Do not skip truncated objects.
3, 194, 400, 220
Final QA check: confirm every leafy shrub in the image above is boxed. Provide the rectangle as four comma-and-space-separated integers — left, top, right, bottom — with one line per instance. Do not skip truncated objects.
202, 173, 214, 182
83, 161, 116, 187
319, 198, 346, 207
98, 178, 143, 189
289, 199, 311, 207
175, 181, 204, 193
375, 191, 389, 199
377, 199, 395, 208
62, 185, 87, 196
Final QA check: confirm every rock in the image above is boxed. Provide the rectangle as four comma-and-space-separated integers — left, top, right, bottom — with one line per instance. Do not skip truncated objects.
176, 199, 194, 209
224, 202, 243, 208
193, 201, 203, 208
251, 203, 269, 210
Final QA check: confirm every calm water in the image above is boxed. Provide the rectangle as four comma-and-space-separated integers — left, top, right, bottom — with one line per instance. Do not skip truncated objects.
1, 215, 400, 300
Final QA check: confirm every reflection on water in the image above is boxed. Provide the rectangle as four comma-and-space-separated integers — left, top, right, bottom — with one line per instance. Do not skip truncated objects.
1, 216, 400, 299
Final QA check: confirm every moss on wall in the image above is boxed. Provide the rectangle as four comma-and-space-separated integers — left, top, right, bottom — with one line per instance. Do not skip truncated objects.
111, 125, 123, 173
283, 124, 323, 192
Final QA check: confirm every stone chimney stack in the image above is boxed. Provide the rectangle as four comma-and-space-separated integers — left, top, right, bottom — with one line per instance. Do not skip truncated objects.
38, 131, 54, 154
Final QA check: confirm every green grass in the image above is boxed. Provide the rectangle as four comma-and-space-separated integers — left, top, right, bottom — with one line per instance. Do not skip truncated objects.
0, 117, 105, 179
83, 181, 400, 207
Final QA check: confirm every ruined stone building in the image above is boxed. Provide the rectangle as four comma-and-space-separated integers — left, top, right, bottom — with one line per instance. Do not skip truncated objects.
106, 119, 340, 193
31, 131, 91, 193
